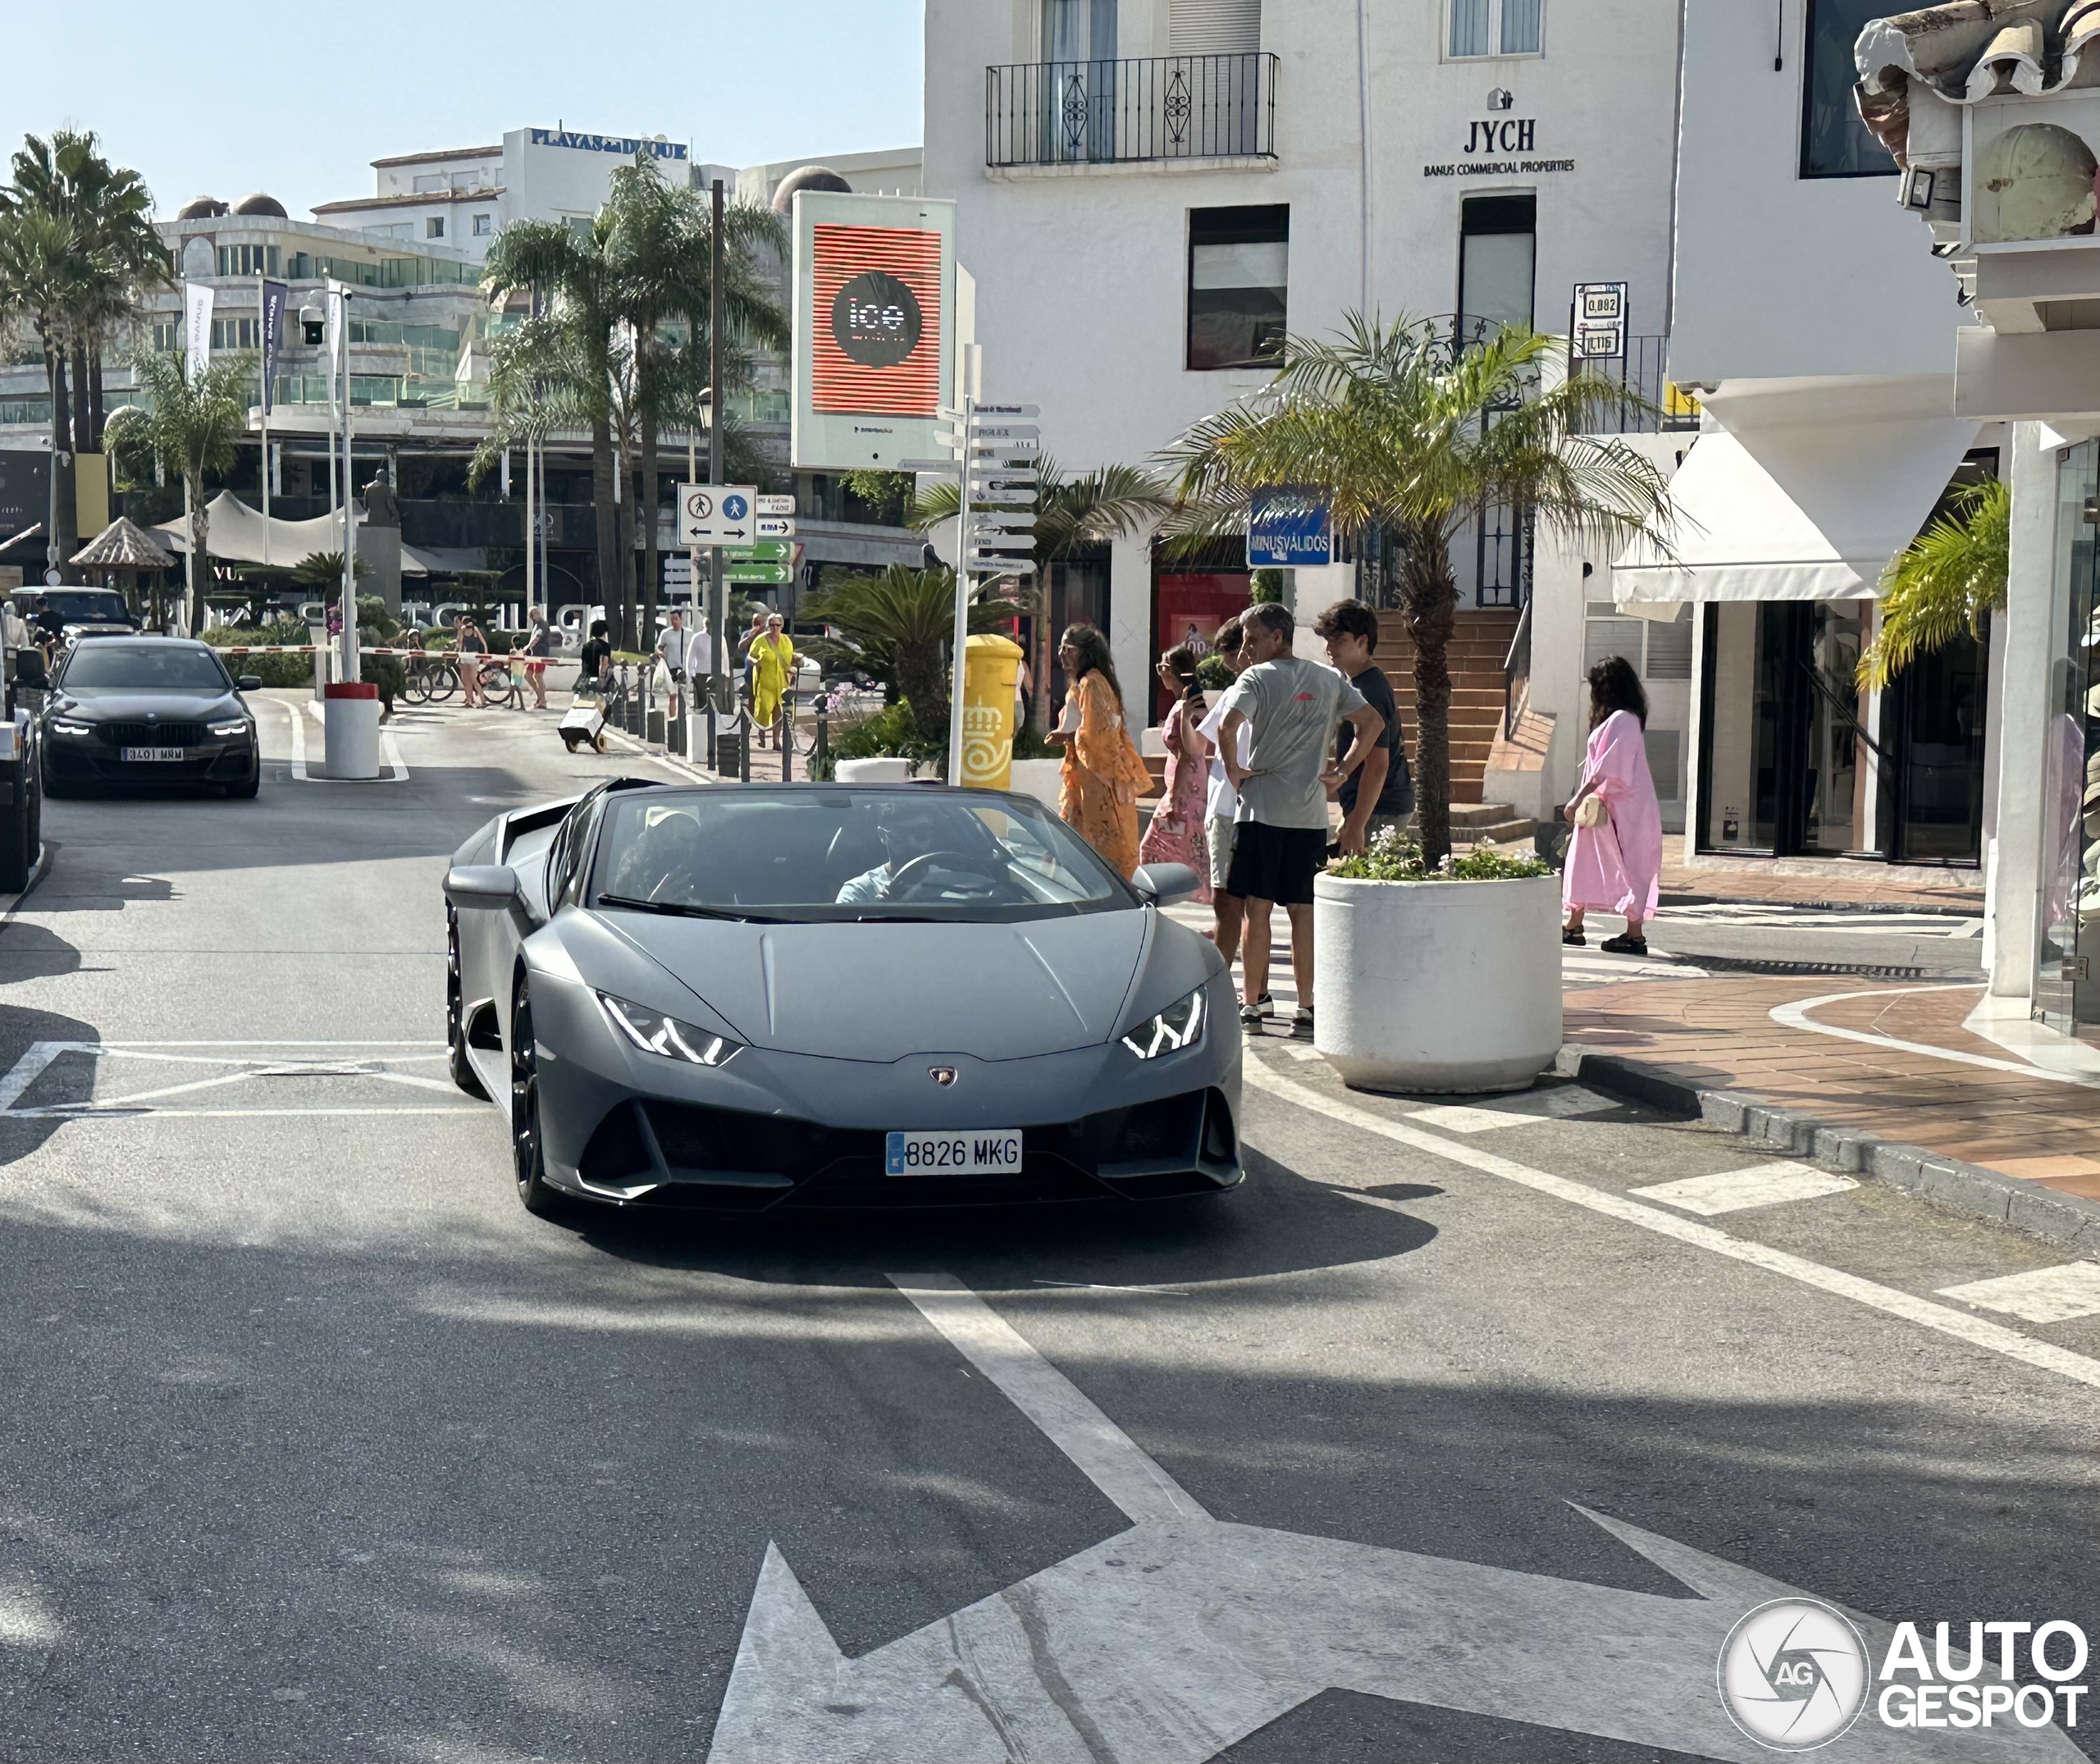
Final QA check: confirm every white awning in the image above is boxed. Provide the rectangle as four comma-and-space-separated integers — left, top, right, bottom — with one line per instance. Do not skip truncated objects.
155, 491, 431, 575
1613, 388, 1979, 605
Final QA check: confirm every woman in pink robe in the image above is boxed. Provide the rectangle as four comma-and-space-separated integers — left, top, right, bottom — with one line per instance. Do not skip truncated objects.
1562, 656, 1662, 955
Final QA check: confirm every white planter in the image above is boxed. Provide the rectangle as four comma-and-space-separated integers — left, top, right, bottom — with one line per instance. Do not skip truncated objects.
1007, 757, 1065, 811
1312, 871, 1561, 1094
835, 756, 916, 784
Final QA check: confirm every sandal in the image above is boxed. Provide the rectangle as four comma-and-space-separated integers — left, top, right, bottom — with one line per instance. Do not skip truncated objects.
1561, 926, 1586, 946
1600, 933, 1648, 955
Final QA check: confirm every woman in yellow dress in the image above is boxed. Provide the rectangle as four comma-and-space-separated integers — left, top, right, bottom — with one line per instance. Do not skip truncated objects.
748, 613, 795, 749
1051, 623, 1149, 879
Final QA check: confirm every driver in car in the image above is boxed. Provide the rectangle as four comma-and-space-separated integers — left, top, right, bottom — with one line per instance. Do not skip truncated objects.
835, 800, 978, 905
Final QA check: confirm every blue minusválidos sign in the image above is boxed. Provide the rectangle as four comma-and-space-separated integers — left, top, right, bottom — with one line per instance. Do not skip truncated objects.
1247, 488, 1333, 567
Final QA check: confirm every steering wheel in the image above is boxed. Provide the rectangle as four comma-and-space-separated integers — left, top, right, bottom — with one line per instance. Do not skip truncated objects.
885, 850, 1010, 900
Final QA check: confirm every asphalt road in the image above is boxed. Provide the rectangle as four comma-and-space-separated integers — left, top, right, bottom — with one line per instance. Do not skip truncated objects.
0, 692, 2089, 1764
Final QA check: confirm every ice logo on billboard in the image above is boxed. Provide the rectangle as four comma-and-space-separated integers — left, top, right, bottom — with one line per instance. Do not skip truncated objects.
831, 269, 922, 368
1718, 1598, 1869, 1751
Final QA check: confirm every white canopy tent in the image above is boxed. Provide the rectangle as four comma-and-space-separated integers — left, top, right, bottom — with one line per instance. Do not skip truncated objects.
154, 492, 437, 576
1613, 377, 1980, 611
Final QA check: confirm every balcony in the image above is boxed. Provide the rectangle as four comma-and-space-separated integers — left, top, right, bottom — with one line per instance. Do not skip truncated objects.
985, 53, 1277, 171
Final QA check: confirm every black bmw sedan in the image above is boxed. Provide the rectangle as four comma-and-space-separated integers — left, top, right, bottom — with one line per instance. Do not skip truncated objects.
39, 638, 264, 797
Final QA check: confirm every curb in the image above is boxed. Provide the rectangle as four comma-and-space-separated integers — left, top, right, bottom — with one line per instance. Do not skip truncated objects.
1555, 1044, 2100, 1254
1657, 889, 1981, 918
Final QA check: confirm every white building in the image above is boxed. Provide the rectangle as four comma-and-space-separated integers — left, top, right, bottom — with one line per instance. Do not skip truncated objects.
1621, 0, 1997, 894
313, 127, 696, 258
921, 0, 1687, 761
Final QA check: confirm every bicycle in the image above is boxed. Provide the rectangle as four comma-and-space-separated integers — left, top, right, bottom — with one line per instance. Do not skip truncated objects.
477, 656, 525, 710
402, 651, 459, 705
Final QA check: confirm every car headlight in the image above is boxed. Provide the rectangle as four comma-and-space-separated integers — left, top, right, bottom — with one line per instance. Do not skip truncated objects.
50, 718, 91, 736
597, 992, 741, 1066
1121, 985, 1205, 1059
208, 720, 250, 739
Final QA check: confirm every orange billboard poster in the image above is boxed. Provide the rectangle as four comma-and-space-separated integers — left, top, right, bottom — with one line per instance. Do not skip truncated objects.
810, 223, 943, 418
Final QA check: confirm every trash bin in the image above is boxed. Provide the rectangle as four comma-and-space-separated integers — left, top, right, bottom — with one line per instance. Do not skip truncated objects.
961, 633, 1024, 790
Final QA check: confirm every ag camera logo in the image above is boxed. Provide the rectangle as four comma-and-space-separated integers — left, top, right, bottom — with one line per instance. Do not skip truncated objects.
1719, 1599, 1869, 1751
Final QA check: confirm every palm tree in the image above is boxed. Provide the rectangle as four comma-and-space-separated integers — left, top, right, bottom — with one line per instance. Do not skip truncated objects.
1856, 478, 2008, 690
2, 130, 167, 450
107, 347, 256, 631
910, 458, 1173, 733
802, 564, 1021, 743
603, 157, 786, 647
480, 213, 626, 638
0, 204, 90, 564
1156, 314, 1675, 865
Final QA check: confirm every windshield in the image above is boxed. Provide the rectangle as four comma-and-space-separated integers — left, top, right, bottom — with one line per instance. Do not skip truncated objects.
28, 592, 130, 624
58, 644, 231, 692
590, 788, 1133, 923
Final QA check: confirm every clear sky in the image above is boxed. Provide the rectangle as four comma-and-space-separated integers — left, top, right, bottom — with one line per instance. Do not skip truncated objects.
15, 0, 925, 220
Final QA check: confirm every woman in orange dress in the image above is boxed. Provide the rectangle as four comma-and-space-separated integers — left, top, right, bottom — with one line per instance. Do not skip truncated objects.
1051, 623, 1150, 880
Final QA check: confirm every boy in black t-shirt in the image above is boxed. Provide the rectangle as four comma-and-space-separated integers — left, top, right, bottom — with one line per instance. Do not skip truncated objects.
1313, 600, 1415, 855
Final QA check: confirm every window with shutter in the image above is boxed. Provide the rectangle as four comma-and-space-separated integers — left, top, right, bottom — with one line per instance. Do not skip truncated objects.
1170, 0, 1262, 55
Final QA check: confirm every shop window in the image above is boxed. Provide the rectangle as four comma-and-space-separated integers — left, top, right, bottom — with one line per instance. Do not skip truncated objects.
1459, 194, 1535, 332
1700, 602, 1874, 857
2038, 442, 2098, 1027
1187, 205, 1288, 370
1801, 0, 1899, 177
1449, 0, 1541, 57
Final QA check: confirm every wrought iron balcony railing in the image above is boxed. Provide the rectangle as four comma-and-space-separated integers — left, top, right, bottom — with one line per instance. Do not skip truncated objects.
985, 53, 1278, 168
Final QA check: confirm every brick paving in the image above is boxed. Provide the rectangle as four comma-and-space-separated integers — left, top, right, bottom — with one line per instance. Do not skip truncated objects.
1657, 858, 1982, 913
1564, 976, 2100, 1201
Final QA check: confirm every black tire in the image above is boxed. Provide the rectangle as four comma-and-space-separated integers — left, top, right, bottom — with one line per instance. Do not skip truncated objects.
226, 754, 260, 799
427, 660, 459, 705
510, 974, 563, 1217
0, 763, 32, 893
39, 762, 73, 801
447, 909, 490, 1099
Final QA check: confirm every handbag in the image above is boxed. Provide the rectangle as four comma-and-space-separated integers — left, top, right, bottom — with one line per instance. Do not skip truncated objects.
1573, 792, 1610, 829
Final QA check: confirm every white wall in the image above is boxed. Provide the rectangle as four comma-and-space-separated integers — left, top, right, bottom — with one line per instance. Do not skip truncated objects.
1669, 0, 1964, 386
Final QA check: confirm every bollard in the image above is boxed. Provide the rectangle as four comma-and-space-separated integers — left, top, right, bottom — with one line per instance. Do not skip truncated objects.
782, 692, 794, 784
815, 708, 829, 781
740, 715, 751, 783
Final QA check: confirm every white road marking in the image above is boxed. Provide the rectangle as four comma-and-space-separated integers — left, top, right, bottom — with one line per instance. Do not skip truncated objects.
598, 724, 716, 784
1769, 984, 2100, 1090
0, 1039, 464, 1121
1938, 1262, 2100, 1323
280, 697, 409, 783
1031, 1279, 1189, 1296
1631, 1162, 1858, 1216
381, 725, 409, 780
888, 1274, 1203, 1524
1243, 1062, 2100, 1392
706, 1274, 2079, 1764
1405, 1085, 1618, 1134
281, 697, 308, 780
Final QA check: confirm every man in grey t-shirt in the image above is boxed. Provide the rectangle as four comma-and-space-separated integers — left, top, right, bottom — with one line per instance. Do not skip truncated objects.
1217, 602, 1382, 1033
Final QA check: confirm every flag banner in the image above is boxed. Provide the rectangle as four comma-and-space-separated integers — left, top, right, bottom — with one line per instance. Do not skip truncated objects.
259, 280, 288, 414
183, 283, 215, 382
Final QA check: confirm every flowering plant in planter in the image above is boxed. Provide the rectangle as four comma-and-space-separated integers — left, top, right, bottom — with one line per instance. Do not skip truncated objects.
1328, 828, 1548, 884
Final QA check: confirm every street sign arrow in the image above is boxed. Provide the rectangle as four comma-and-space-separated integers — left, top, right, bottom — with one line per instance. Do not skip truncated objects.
968, 423, 1039, 442
706, 1277, 2076, 1764
724, 541, 792, 562
966, 558, 1038, 576
974, 513, 1038, 532
754, 518, 796, 539
968, 490, 1038, 508
724, 561, 793, 586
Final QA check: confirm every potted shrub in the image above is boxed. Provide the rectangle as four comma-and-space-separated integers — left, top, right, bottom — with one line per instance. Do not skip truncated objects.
1315, 831, 1559, 1093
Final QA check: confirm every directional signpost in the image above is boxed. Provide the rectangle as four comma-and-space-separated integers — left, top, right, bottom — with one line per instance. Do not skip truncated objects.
911, 400, 1041, 784
678, 483, 760, 547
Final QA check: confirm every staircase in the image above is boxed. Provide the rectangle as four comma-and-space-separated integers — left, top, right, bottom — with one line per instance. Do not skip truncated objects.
1371, 607, 1519, 807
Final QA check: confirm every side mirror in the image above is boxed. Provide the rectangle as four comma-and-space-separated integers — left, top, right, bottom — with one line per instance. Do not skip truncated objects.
443, 864, 523, 912
237, 674, 262, 692
13, 651, 47, 690
1132, 862, 1200, 906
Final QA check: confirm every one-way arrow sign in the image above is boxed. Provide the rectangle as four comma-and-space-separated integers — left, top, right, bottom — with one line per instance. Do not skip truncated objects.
707, 1277, 2075, 1764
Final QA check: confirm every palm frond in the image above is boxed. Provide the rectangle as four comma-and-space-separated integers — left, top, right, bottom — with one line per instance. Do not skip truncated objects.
1857, 478, 2009, 688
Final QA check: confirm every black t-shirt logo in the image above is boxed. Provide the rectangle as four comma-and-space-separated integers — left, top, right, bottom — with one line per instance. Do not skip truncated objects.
831, 270, 923, 368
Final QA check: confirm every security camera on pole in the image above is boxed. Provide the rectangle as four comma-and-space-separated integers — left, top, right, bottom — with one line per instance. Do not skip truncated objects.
923, 400, 1039, 786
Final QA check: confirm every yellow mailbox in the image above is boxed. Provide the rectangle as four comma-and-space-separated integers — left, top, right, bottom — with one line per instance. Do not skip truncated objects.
961, 633, 1024, 790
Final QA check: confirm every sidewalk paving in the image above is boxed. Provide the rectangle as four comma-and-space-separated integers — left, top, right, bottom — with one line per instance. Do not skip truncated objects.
1656, 855, 1983, 914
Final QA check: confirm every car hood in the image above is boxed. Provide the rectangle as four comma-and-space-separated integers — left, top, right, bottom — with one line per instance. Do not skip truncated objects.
600, 911, 1151, 1060
55, 689, 243, 720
